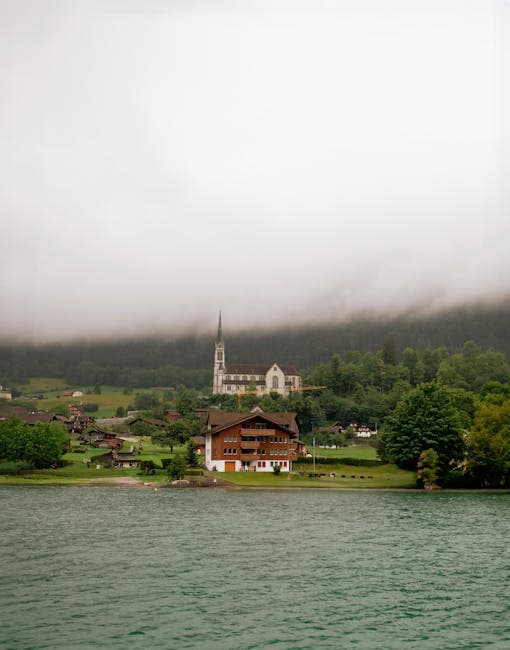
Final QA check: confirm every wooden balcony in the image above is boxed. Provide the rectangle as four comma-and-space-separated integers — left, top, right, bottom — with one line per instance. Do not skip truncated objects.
240, 440, 261, 449
240, 428, 276, 436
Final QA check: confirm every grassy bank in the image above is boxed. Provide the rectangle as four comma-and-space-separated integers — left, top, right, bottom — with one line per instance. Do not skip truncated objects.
221, 462, 416, 489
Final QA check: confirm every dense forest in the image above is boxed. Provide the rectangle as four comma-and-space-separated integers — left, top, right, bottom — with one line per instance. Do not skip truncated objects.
0, 302, 509, 389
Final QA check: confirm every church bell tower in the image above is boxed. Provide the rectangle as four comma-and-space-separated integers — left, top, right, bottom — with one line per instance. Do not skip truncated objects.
213, 311, 225, 394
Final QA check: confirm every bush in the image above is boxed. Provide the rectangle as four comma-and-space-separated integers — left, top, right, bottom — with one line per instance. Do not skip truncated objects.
160, 458, 172, 469
273, 463, 281, 475
83, 403, 99, 413
140, 460, 161, 474
0, 461, 33, 475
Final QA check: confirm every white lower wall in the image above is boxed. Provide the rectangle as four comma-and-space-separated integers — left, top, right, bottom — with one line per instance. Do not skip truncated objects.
209, 458, 291, 472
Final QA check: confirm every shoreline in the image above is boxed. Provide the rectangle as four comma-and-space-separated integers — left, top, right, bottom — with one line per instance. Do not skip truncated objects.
1, 476, 509, 493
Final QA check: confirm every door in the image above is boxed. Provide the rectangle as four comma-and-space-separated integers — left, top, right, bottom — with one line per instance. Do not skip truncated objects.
225, 461, 236, 472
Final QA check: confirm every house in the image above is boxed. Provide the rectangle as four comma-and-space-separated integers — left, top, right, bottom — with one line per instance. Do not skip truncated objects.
82, 427, 122, 449
128, 417, 168, 430
112, 453, 141, 468
204, 409, 303, 472
349, 423, 377, 438
190, 435, 205, 454
212, 312, 302, 396
0, 405, 59, 425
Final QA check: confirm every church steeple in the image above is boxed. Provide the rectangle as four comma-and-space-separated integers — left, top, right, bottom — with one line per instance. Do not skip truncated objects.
216, 310, 223, 344
213, 310, 225, 393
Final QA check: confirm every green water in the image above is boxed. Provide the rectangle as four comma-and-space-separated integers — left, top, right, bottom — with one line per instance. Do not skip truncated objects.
1, 488, 509, 649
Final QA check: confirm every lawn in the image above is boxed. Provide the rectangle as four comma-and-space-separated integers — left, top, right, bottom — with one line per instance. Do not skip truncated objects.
220, 461, 416, 489
314, 445, 379, 460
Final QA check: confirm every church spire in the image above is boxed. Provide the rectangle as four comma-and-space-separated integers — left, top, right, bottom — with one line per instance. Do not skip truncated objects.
216, 310, 223, 344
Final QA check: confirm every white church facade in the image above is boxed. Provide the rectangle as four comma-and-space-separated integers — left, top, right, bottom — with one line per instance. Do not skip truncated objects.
212, 313, 302, 397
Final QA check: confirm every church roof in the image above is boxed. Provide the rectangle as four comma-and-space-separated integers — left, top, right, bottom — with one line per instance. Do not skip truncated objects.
224, 363, 299, 376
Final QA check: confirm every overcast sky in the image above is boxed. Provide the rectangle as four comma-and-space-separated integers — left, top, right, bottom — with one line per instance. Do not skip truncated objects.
1, 0, 509, 342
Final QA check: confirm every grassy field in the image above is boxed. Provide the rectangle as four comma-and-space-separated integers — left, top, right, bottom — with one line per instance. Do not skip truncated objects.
14, 379, 169, 418
314, 445, 378, 460
221, 461, 416, 489
35, 387, 133, 418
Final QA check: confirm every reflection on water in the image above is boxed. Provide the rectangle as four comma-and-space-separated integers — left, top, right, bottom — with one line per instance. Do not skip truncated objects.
1, 487, 509, 649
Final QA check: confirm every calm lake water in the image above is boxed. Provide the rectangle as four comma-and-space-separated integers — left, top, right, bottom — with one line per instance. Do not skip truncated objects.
1, 487, 509, 649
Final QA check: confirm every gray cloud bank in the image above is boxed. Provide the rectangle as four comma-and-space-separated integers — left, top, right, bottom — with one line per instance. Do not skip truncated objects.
1, 0, 509, 342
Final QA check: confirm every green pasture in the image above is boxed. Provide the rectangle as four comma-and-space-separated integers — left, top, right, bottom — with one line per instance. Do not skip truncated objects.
35, 387, 133, 417
313, 445, 378, 460
221, 461, 416, 489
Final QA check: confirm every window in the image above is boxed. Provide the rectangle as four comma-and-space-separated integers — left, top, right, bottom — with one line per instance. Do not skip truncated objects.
242, 375, 247, 382
224, 435, 237, 442
272, 375, 279, 389
217, 351, 223, 361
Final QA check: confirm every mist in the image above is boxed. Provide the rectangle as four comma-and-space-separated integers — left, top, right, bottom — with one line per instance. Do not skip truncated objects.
1, 0, 509, 343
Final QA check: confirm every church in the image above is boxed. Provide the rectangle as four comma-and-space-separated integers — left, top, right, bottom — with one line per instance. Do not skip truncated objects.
212, 313, 302, 396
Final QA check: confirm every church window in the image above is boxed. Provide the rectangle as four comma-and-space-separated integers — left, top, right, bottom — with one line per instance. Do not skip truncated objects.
242, 375, 247, 381
217, 351, 223, 361
272, 375, 279, 389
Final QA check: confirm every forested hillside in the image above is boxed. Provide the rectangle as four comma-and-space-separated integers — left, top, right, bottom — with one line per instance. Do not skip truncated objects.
0, 301, 509, 388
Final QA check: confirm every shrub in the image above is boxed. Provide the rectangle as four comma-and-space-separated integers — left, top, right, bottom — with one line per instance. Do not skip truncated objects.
83, 403, 99, 413
273, 463, 281, 475
0, 461, 33, 475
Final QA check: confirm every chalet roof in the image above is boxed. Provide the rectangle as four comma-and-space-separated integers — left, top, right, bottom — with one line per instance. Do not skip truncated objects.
0, 405, 57, 425
127, 417, 167, 428
206, 410, 299, 436
224, 363, 300, 376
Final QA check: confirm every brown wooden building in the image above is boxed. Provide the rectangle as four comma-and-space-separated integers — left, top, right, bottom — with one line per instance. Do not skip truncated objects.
204, 410, 303, 472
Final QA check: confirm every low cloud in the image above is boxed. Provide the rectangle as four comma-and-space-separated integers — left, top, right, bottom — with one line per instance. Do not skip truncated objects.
1, 0, 509, 342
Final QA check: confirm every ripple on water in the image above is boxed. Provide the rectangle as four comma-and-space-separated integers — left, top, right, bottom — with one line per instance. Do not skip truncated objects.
0, 488, 509, 649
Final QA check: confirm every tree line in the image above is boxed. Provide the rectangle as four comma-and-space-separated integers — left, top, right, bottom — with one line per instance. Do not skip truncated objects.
1, 301, 510, 387
129, 339, 510, 488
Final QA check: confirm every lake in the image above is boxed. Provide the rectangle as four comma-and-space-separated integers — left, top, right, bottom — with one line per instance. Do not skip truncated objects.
1, 487, 509, 649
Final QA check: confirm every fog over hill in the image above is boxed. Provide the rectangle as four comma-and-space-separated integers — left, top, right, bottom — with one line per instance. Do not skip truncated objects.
1, 302, 509, 388
1, 0, 509, 343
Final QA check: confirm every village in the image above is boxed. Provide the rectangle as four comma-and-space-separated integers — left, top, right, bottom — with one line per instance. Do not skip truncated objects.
0, 313, 384, 486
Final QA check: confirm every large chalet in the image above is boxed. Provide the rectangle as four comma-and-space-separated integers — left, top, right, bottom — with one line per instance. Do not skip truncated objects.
204, 409, 304, 473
